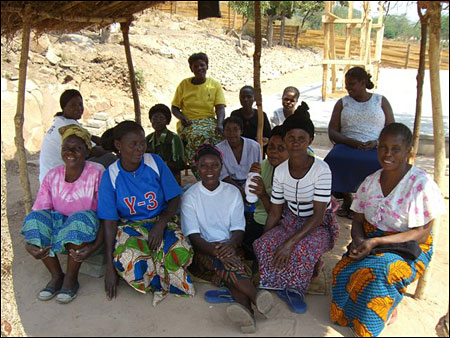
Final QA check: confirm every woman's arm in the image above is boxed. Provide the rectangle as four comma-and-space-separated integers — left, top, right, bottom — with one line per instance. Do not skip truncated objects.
103, 219, 119, 300
171, 105, 191, 127
328, 99, 363, 148
264, 202, 283, 233
272, 201, 328, 269
215, 104, 225, 135
381, 96, 395, 125
349, 221, 433, 260
148, 195, 180, 251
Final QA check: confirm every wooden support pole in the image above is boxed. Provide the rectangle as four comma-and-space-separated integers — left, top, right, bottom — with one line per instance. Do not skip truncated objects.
295, 26, 300, 49
121, 22, 141, 125
415, 1, 445, 300
322, 2, 331, 101
14, 6, 33, 214
343, 1, 354, 89
411, 5, 429, 162
254, 1, 264, 158
404, 44, 411, 69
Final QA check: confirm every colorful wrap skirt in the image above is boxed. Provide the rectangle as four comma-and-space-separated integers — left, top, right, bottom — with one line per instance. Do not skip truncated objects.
177, 118, 222, 169
21, 209, 99, 257
324, 144, 381, 193
330, 222, 433, 337
253, 208, 339, 293
189, 248, 252, 287
113, 219, 195, 305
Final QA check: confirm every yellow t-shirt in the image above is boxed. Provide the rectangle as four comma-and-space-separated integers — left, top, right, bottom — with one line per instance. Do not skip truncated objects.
172, 77, 226, 121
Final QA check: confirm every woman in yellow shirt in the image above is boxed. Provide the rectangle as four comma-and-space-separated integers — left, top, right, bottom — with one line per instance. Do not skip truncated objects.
171, 52, 226, 175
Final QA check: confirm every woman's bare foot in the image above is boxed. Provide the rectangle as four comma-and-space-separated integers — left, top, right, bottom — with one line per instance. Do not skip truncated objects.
388, 307, 398, 325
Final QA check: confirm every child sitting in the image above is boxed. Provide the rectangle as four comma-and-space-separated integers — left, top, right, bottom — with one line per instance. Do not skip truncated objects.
230, 85, 271, 147
215, 116, 261, 198
146, 104, 185, 185
271, 86, 310, 127
181, 144, 276, 333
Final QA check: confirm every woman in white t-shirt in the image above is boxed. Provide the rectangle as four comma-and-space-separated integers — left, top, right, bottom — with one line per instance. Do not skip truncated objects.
39, 89, 115, 184
181, 144, 275, 333
215, 116, 261, 198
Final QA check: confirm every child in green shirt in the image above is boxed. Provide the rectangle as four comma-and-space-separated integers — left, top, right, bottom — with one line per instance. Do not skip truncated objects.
146, 104, 185, 185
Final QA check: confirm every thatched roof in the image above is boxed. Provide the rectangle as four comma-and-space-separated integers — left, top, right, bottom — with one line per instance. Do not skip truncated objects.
1, 1, 165, 39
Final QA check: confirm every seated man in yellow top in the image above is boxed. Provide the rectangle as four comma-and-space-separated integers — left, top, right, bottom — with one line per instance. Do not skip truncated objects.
171, 52, 226, 176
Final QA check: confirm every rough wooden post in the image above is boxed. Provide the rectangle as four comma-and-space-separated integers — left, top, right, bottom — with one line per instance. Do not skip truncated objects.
1, 142, 26, 337
411, 5, 429, 163
174, 1, 177, 15
294, 26, 300, 49
15, 6, 33, 214
404, 44, 411, 69
415, 1, 445, 300
121, 21, 141, 125
343, 1, 354, 89
280, 12, 286, 46
254, 1, 264, 158
322, 2, 331, 101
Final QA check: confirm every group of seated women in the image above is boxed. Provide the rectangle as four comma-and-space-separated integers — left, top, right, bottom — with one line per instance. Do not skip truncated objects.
24, 60, 445, 336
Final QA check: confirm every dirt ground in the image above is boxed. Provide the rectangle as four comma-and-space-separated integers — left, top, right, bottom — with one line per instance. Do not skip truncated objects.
4, 141, 448, 337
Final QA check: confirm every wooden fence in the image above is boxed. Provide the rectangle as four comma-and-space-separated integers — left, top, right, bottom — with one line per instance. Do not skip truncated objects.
153, 2, 449, 70
154, 1, 244, 30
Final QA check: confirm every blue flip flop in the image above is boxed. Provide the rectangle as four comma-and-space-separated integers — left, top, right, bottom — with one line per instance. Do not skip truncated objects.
204, 289, 236, 304
277, 288, 307, 314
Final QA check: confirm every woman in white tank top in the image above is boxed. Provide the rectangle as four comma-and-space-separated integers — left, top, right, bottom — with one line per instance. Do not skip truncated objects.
324, 67, 394, 218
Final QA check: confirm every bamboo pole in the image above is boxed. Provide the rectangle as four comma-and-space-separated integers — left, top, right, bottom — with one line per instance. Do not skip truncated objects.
14, 6, 33, 214
343, 1, 354, 89
411, 5, 429, 163
322, 2, 331, 101
415, 1, 445, 300
373, 2, 385, 88
121, 21, 141, 125
254, 1, 264, 158
404, 44, 411, 69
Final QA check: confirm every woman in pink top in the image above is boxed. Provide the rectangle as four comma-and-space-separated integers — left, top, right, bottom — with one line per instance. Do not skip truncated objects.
21, 125, 104, 304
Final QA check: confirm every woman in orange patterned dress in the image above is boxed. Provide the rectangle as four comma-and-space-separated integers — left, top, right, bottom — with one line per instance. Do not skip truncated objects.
330, 123, 446, 337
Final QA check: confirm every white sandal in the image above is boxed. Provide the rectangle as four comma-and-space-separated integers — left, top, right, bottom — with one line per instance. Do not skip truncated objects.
226, 303, 256, 333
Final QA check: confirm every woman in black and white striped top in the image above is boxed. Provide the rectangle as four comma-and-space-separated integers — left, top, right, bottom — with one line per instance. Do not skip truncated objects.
253, 112, 339, 311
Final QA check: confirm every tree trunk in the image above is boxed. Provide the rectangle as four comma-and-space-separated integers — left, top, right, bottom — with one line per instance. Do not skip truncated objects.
280, 12, 286, 46
411, 6, 429, 163
121, 21, 141, 125
254, 1, 264, 158
415, 0, 445, 300
1, 142, 26, 337
15, 6, 33, 214
267, 15, 274, 48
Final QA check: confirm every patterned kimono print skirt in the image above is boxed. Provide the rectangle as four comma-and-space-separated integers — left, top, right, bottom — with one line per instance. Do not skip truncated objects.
177, 118, 222, 169
21, 210, 99, 257
331, 222, 433, 337
113, 219, 195, 305
189, 248, 252, 287
253, 208, 339, 293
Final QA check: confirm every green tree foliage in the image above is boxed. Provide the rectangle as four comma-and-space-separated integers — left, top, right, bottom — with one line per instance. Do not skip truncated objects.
442, 13, 449, 41
383, 14, 420, 40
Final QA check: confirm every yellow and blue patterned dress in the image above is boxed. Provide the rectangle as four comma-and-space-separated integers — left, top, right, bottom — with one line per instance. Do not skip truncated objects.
331, 167, 445, 337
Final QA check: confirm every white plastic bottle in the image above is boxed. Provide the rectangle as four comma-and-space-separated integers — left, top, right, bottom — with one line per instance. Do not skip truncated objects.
245, 172, 260, 204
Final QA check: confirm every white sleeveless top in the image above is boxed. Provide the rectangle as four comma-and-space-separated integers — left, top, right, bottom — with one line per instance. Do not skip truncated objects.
340, 93, 385, 142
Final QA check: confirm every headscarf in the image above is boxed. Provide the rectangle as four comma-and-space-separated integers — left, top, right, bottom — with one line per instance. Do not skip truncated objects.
194, 143, 223, 165
59, 124, 93, 150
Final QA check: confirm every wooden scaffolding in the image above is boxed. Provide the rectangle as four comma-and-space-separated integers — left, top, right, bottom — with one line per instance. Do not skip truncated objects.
321, 1, 386, 101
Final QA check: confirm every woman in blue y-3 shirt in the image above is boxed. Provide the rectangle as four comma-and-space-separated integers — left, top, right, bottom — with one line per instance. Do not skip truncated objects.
98, 121, 194, 304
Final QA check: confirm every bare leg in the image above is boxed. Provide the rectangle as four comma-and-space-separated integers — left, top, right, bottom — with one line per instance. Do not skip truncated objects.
41, 255, 64, 289
225, 278, 258, 312
341, 192, 353, 211
62, 243, 87, 290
